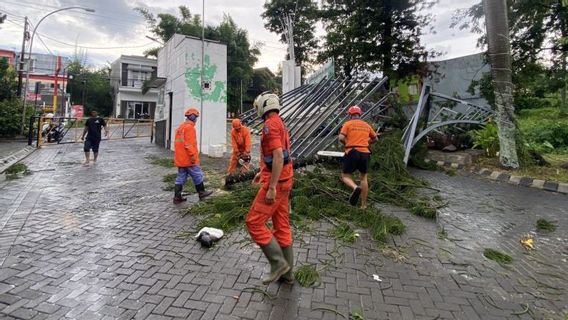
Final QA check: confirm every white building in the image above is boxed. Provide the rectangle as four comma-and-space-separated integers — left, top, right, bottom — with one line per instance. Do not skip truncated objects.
155, 34, 227, 155
110, 55, 160, 119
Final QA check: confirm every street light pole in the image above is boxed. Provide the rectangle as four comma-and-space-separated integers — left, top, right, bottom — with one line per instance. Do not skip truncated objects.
20, 6, 95, 134
199, 0, 205, 153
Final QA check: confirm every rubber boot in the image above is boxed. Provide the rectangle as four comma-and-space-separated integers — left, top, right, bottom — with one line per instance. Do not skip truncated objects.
279, 245, 294, 284
173, 184, 186, 204
260, 238, 290, 285
195, 182, 213, 201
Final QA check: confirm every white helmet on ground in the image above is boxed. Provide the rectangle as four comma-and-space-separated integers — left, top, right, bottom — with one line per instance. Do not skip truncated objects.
253, 91, 280, 117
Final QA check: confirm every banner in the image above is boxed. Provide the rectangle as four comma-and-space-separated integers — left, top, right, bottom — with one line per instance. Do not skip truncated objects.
71, 105, 84, 118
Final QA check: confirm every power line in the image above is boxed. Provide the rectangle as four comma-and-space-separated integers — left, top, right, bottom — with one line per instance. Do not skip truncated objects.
2, 0, 145, 23
37, 33, 155, 50
35, 33, 54, 56
7, 18, 154, 51
1, 1, 145, 30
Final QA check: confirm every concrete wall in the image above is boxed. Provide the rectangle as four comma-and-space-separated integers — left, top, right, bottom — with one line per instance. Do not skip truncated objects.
158, 34, 227, 155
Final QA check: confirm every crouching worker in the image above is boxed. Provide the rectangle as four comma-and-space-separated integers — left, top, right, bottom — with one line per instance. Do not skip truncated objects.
339, 105, 378, 209
173, 107, 213, 204
246, 92, 295, 284
227, 118, 252, 175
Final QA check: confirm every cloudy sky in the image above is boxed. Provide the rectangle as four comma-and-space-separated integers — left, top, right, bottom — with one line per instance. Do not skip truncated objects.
0, 0, 481, 73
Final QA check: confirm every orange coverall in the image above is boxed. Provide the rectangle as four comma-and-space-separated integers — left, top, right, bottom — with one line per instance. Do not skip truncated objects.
174, 121, 200, 167
245, 113, 294, 247
227, 126, 252, 174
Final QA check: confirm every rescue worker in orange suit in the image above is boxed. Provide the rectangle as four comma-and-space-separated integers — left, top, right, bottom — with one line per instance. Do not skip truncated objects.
245, 92, 294, 285
339, 105, 378, 209
173, 108, 213, 204
227, 118, 252, 175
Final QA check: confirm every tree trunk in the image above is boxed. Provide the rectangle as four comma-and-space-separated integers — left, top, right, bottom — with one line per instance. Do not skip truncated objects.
560, 1, 568, 115
483, 0, 519, 168
561, 52, 567, 115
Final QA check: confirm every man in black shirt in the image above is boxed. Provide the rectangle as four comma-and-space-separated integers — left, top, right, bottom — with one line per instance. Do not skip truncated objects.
81, 110, 108, 165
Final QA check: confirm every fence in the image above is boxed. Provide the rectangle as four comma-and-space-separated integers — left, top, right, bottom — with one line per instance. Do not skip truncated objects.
28, 116, 154, 148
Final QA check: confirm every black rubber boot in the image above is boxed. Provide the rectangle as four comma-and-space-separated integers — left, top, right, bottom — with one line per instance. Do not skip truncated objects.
279, 245, 294, 284
349, 186, 361, 206
260, 238, 290, 285
195, 182, 213, 201
173, 184, 186, 204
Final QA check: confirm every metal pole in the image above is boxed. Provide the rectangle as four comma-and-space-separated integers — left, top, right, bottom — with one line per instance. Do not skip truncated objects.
199, 0, 205, 152
17, 17, 28, 97
21, 6, 95, 134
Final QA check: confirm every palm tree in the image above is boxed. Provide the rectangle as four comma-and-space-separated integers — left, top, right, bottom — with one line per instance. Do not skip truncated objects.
483, 0, 519, 168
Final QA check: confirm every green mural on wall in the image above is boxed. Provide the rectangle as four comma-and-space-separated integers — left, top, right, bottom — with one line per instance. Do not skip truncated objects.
185, 53, 227, 103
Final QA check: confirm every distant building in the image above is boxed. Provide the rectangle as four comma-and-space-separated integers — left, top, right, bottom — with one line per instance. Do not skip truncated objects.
14, 52, 71, 113
155, 34, 227, 155
0, 49, 16, 66
109, 55, 159, 119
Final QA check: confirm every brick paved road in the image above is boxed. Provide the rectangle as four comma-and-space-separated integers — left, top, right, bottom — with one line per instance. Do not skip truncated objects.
0, 139, 566, 319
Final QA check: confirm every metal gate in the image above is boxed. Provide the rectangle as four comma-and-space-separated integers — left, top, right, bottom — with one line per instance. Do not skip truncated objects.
28, 116, 154, 148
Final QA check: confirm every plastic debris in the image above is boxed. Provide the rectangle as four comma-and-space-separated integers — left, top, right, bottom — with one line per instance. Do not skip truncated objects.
195, 227, 224, 248
520, 234, 535, 251
372, 274, 382, 282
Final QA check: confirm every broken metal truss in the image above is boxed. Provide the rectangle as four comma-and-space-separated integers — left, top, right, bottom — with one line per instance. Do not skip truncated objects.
241, 74, 391, 160
401, 84, 494, 164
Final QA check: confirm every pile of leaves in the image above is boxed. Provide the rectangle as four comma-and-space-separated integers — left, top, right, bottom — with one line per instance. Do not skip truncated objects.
184, 132, 439, 242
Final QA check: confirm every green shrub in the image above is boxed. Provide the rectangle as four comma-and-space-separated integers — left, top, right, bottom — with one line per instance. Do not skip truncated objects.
0, 99, 35, 137
471, 123, 499, 157
515, 96, 556, 111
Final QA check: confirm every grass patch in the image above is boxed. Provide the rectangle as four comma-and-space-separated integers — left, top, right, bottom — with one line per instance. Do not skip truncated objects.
536, 218, 556, 232
483, 248, 513, 265
5, 163, 31, 179
350, 310, 366, 320
410, 202, 437, 219
184, 132, 443, 245
5, 163, 29, 174
330, 223, 358, 243
185, 185, 257, 232
295, 264, 320, 287
146, 156, 174, 168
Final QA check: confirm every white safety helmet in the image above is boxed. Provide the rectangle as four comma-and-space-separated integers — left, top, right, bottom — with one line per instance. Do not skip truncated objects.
253, 91, 280, 118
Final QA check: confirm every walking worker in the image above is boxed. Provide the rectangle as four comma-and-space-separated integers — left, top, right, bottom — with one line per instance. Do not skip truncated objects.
173, 107, 213, 204
227, 118, 252, 175
80, 110, 108, 165
338, 105, 378, 209
246, 92, 295, 285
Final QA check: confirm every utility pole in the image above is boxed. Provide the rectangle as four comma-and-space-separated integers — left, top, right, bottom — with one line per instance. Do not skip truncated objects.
17, 17, 29, 97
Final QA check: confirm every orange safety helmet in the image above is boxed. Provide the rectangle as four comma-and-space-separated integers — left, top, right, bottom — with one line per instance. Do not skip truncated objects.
347, 105, 362, 116
232, 118, 242, 129
184, 108, 200, 117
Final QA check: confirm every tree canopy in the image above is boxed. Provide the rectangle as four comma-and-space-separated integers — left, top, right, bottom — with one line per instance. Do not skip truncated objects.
261, 0, 319, 73
453, 0, 568, 113
136, 6, 260, 113
318, 0, 437, 80
66, 60, 113, 116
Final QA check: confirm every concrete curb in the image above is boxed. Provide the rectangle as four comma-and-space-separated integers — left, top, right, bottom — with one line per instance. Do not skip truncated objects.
424, 158, 568, 195
0, 146, 36, 174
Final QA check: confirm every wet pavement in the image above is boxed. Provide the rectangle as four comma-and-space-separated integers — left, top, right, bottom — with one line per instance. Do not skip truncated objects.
0, 138, 567, 320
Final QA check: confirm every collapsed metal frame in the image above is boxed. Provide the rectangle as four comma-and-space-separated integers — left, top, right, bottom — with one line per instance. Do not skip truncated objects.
401, 84, 494, 164
241, 74, 391, 160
